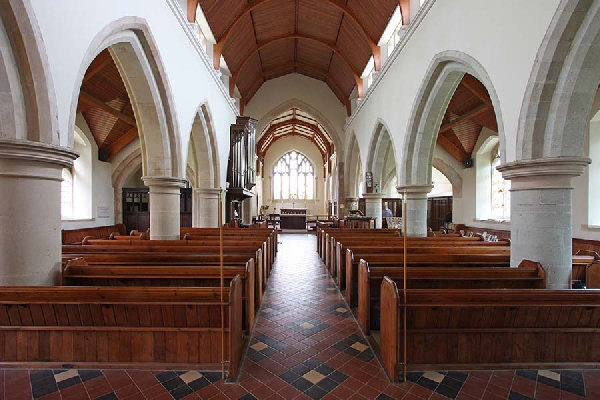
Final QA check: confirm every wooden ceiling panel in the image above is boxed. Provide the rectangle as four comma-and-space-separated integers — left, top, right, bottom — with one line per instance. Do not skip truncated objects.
297, 0, 342, 42
436, 74, 498, 163
77, 48, 138, 159
296, 40, 334, 71
222, 15, 256, 71
347, 0, 398, 42
237, 53, 263, 96
252, 0, 296, 43
336, 18, 372, 73
197, 0, 247, 40
259, 40, 295, 70
197, 0, 398, 104
328, 54, 355, 89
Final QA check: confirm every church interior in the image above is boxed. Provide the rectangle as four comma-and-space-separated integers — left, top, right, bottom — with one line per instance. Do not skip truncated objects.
2, 0, 600, 398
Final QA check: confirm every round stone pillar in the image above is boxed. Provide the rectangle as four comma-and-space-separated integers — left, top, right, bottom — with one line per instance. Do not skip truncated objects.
397, 184, 432, 237
0, 139, 78, 285
192, 188, 221, 227
142, 176, 187, 240
498, 157, 590, 289
363, 193, 384, 228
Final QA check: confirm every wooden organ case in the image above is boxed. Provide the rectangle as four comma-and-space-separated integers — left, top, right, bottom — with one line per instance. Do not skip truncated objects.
226, 117, 257, 223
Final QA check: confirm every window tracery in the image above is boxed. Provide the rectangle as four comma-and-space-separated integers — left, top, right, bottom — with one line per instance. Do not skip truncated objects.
273, 151, 315, 200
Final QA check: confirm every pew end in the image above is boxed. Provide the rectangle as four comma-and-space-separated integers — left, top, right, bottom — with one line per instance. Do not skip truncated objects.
380, 276, 401, 382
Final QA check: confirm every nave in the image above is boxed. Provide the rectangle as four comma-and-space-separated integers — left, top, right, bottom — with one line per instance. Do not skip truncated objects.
1, 234, 599, 400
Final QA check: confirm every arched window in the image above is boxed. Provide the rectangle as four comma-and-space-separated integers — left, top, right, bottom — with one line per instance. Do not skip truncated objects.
61, 168, 74, 218
273, 151, 314, 200
491, 151, 510, 220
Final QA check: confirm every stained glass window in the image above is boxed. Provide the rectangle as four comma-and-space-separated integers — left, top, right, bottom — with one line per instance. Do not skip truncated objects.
273, 151, 315, 200
491, 152, 510, 220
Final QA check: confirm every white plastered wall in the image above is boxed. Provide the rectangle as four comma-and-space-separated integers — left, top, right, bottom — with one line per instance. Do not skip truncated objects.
61, 114, 115, 230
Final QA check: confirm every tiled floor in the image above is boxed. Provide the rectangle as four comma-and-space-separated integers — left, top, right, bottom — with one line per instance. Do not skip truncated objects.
2, 233, 600, 399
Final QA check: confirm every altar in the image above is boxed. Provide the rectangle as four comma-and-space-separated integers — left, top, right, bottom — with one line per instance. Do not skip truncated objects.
280, 208, 307, 229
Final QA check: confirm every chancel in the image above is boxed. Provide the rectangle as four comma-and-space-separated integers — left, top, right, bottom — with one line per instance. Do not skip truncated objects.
1, 0, 600, 398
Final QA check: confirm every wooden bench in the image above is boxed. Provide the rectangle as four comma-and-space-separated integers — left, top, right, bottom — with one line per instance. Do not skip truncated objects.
358, 259, 546, 334
0, 278, 244, 380
63, 245, 268, 295
380, 281, 600, 380
63, 258, 255, 332
80, 238, 274, 280
61, 224, 126, 244
334, 242, 510, 284
61, 252, 264, 307
345, 250, 511, 306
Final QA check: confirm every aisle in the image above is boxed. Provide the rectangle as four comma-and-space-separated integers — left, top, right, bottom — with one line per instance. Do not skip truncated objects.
235, 233, 408, 399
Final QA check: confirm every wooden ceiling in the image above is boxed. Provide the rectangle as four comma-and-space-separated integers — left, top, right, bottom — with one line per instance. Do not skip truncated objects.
77, 49, 138, 161
436, 74, 498, 164
257, 108, 334, 163
192, 0, 399, 107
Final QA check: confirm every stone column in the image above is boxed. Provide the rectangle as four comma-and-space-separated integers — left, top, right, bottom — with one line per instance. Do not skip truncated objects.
142, 176, 187, 240
363, 193, 384, 228
0, 139, 78, 285
498, 157, 590, 289
192, 187, 221, 227
397, 184, 432, 237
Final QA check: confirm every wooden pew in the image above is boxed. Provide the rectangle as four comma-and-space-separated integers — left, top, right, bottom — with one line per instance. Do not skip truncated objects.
334, 242, 509, 284
379, 280, 600, 380
61, 224, 126, 244
63, 258, 255, 332
358, 259, 546, 334
0, 277, 244, 380
61, 252, 264, 307
326, 234, 496, 274
78, 238, 272, 281
63, 245, 268, 297
345, 250, 511, 306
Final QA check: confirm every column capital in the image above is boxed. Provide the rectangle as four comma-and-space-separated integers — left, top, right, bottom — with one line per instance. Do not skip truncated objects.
142, 176, 187, 188
396, 184, 433, 199
193, 187, 223, 199
0, 138, 78, 168
497, 157, 590, 190
344, 196, 358, 202
362, 193, 384, 200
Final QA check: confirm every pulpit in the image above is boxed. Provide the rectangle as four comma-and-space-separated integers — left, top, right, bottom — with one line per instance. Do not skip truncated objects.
280, 208, 307, 229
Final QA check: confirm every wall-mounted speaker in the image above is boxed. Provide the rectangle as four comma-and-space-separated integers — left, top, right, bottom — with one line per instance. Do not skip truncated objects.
98, 149, 109, 162
464, 158, 473, 168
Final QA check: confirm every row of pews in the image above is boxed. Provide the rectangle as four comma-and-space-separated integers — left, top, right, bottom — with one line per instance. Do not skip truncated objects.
0, 226, 277, 381
317, 226, 600, 381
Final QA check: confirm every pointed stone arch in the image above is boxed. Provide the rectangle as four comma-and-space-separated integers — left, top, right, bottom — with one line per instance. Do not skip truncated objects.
69, 17, 182, 179
0, 0, 59, 145
516, 0, 600, 160
399, 51, 505, 187
366, 120, 397, 193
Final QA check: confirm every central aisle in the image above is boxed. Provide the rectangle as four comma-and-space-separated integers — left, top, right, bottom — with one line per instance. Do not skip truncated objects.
233, 233, 410, 399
